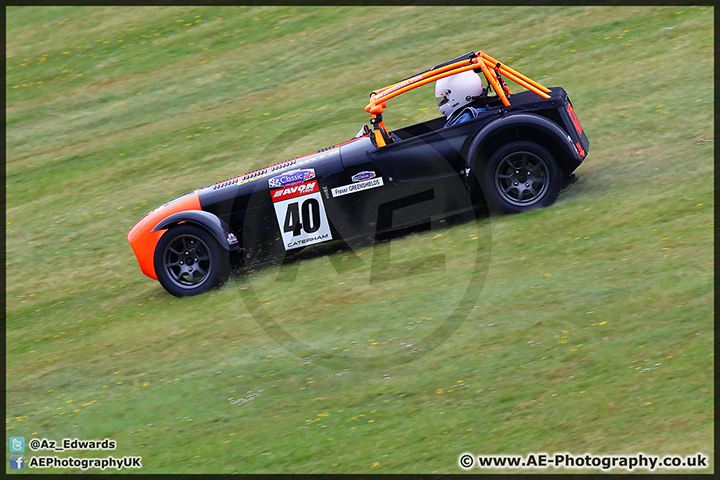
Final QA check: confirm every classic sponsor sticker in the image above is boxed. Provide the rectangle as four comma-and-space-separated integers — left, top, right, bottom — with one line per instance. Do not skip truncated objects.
351, 170, 376, 182
331, 177, 384, 197
268, 168, 315, 189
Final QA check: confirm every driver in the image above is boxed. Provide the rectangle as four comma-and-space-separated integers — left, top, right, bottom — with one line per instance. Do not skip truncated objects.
435, 70, 489, 127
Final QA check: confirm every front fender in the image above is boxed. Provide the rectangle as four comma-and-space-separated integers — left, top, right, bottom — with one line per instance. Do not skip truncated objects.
127, 191, 202, 281
152, 210, 239, 251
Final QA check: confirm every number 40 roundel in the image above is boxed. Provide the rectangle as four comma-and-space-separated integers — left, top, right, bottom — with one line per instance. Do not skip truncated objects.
270, 180, 332, 250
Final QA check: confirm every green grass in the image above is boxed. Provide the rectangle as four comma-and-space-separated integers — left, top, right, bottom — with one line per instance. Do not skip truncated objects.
5, 5, 714, 474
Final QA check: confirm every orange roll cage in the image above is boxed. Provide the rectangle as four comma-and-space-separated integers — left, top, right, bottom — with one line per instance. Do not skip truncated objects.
365, 51, 550, 148
366, 51, 549, 115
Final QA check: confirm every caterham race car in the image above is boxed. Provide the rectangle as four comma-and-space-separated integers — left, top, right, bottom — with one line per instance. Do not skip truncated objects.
128, 51, 589, 296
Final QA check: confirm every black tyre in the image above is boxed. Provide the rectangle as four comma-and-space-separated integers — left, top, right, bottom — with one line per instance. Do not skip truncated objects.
482, 141, 561, 214
154, 224, 230, 297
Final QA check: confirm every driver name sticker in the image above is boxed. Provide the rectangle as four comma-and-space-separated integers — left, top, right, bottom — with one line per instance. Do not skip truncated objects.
331, 177, 384, 197
271, 180, 332, 250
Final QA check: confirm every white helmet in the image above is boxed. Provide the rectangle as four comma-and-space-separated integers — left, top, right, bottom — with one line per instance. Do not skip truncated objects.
435, 70, 484, 118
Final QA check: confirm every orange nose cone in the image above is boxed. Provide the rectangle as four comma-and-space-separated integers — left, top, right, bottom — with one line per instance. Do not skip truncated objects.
127, 191, 202, 280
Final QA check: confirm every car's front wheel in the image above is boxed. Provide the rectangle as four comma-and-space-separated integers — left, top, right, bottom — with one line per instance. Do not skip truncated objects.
154, 224, 230, 297
482, 141, 561, 214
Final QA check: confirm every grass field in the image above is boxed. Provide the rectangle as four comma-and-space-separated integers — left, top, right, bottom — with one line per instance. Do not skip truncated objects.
5, 5, 714, 474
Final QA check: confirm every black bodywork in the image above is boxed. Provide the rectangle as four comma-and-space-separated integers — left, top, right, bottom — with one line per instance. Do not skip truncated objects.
131, 85, 589, 296
199, 87, 587, 258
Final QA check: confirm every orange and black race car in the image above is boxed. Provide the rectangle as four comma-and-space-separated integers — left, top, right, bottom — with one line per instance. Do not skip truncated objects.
128, 51, 589, 296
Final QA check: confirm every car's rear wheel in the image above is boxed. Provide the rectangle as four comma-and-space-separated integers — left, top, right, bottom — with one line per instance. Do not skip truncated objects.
154, 224, 230, 297
483, 141, 561, 214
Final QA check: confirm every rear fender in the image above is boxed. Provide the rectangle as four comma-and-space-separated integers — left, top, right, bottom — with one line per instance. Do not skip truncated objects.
467, 113, 582, 176
152, 210, 239, 251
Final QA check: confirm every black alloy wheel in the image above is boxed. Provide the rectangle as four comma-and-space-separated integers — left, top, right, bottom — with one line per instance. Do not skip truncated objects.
154, 224, 229, 297
482, 141, 561, 214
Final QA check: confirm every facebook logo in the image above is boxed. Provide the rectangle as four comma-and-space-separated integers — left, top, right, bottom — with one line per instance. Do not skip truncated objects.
10, 455, 25, 470
9, 436, 25, 452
